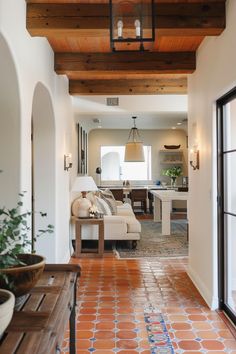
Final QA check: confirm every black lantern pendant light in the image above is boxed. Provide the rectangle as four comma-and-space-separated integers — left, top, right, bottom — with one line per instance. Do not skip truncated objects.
109, 0, 155, 52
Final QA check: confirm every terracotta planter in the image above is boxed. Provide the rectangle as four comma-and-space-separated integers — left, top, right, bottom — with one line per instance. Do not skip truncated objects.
0, 254, 45, 298
0, 289, 15, 335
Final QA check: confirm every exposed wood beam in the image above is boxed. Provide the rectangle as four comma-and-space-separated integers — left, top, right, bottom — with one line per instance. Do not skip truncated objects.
55, 52, 196, 75
27, 2, 225, 37
69, 78, 187, 95
26, 0, 226, 3
62, 72, 188, 80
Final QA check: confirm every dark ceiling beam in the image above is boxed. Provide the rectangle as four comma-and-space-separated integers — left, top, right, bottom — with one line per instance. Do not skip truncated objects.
55, 52, 196, 75
26, 2, 225, 37
69, 78, 188, 95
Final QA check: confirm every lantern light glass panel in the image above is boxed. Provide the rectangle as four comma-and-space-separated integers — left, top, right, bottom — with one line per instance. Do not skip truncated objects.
110, 0, 155, 51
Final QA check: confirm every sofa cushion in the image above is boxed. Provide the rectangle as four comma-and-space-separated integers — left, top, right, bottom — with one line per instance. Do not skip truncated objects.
117, 203, 135, 217
99, 189, 117, 215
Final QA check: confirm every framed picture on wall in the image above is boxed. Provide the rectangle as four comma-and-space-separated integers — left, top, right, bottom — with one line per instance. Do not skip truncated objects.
77, 124, 83, 174
85, 132, 87, 174
77, 123, 88, 174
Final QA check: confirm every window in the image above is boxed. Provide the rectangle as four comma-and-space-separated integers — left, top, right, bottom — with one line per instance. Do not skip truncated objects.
101, 146, 152, 181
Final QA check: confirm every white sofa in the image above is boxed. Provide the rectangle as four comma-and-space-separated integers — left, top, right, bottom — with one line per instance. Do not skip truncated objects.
71, 201, 141, 247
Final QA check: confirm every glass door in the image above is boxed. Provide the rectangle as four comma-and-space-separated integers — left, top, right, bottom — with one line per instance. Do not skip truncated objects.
217, 88, 236, 324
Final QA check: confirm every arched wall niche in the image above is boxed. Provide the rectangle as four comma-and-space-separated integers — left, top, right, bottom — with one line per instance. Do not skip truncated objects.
0, 33, 21, 208
32, 82, 56, 262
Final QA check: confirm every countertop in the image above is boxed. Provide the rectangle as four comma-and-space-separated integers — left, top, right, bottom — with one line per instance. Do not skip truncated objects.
100, 185, 166, 190
99, 185, 182, 190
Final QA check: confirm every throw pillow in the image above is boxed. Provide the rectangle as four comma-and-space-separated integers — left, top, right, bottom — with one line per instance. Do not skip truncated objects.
95, 196, 112, 216
99, 189, 117, 215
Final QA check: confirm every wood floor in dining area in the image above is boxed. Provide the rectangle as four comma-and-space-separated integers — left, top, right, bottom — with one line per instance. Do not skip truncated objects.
62, 255, 236, 353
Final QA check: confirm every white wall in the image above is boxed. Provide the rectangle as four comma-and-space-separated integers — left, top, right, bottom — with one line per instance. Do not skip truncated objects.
32, 83, 56, 261
0, 0, 76, 263
0, 34, 21, 208
188, 0, 236, 308
74, 95, 187, 114
88, 128, 188, 184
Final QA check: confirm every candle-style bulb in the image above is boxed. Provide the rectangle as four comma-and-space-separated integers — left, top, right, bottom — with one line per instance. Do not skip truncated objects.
117, 20, 123, 38
134, 19, 141, 37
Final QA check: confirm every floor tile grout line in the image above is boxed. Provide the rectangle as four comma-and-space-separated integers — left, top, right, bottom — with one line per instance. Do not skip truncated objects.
64, 256, 236, 353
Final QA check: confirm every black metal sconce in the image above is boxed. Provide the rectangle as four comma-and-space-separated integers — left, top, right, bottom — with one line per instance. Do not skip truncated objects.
190, 148, 200, 170
64, 154, 73, 171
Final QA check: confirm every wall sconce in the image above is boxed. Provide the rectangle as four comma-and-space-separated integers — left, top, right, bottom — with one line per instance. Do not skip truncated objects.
64, 153, 72, 171
190, 145, 200, 170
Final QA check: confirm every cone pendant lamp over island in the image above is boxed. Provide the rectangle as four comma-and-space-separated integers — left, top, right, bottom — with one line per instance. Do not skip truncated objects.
124, 117, 145, 162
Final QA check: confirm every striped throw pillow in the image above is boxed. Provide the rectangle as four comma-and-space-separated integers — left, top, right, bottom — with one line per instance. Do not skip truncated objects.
99, 189, 117, 215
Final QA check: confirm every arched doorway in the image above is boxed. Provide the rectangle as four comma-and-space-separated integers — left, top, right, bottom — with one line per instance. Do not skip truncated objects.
0, 34, 21, 207
32, 82, 56, 262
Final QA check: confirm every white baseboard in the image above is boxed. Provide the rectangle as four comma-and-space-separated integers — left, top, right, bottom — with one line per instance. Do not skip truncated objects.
188, 265, 219, 310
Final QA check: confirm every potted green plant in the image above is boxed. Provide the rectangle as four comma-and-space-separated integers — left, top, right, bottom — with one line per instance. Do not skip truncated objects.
162, 166, 182, 187
0, 192, 53, 299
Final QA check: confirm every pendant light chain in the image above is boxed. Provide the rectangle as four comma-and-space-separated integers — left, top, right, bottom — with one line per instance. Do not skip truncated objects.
127, 117, 142, 143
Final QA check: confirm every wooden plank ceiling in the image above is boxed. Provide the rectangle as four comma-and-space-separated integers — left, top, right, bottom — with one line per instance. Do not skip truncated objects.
26, 0, 226, 95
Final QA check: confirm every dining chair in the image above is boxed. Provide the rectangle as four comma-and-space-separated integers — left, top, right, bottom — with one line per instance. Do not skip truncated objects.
130, 189, 147, 213
111, 189, 124, 202
148, 191, 154, 214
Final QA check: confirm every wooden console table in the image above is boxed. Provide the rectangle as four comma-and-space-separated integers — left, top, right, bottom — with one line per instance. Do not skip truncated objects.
0, 264, 81, 354
72, 217, 104, 258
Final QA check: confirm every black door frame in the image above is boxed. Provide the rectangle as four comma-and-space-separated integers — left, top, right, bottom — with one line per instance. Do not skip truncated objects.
217, 86, 236, 325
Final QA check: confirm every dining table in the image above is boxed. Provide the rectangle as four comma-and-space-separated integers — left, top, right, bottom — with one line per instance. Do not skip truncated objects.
151, 190, 188, 235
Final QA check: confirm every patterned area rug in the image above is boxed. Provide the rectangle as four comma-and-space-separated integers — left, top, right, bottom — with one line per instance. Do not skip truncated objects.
115, 220, 188, 258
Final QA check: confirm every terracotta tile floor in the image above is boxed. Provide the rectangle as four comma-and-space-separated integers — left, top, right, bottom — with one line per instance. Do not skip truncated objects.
62, 255, 236, 353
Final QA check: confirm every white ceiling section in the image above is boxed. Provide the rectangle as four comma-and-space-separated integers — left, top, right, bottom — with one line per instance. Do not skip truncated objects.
73, 94, 188, 131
